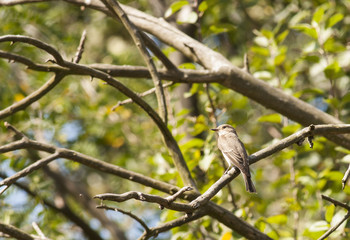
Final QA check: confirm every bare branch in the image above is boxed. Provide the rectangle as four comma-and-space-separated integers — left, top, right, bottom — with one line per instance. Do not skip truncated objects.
72, 29, 87, 63
190, 124, 350, 209
165, 186, 193, 204
0, 35, 65, 64
138, 209, 207, 240
101, 0, 168, 124
96, 205, 150, 233
139, 31, 178, 72
0, 73, 65, 120
321, 195, 350, 211
0, 223, 35, 240
112, 82, 174, 110
319, 195, 350, 240
94, 191, 193, 213
0, 152, 60, 195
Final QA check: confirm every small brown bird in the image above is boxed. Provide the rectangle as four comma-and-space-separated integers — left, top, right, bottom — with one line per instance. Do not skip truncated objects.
212, 124, 256, 193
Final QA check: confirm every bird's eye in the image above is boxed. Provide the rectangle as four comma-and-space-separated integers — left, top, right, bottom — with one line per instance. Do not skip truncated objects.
223, 126, 226, 128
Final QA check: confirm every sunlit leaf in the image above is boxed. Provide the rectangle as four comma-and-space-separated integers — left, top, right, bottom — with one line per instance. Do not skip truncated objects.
258, 113, 282, 123
326, 13, 344, 28
325, 204, 335, 223
164, 0, 189, 18
292, 24, 318, 39
324, 61, 344, 79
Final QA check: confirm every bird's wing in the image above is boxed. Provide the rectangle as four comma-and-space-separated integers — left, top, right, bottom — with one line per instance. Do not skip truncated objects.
218, 134, 250, 175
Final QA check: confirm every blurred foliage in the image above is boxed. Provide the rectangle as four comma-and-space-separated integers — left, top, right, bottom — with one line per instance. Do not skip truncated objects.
0, 0, 350, 239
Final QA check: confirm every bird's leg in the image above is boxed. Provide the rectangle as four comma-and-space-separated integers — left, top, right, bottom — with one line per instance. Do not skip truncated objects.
224, 166, 232, 174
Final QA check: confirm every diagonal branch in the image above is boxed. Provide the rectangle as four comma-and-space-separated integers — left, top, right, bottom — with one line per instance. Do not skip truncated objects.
319, 195, 350, 240
112, 82, 174, 110
0, 152, 60, 195
96, 205, 150, 234
138, 209, 207, 240
0, 72, 65, 120
190, 124, 350, 209
0, 223, 35, 240
101, 0, 168, 124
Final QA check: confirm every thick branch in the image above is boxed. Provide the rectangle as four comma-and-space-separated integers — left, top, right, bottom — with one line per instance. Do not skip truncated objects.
0, 223, 35, 240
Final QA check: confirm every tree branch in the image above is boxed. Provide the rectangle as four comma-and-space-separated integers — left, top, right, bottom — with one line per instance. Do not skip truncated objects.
94, 186, 194, 213
0, 73, 65, 120
102, 0, 168, 124
319, 195, 350, 240
0, 152, 60, 195
96, 205, 150, 234
0, 223, 35, 240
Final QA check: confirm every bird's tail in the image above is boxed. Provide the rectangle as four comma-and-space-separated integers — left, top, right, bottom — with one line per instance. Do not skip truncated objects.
243, 174, 256, 193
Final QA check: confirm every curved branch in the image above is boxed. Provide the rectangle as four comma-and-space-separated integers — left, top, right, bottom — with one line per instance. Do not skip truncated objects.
0, 35, 65, 64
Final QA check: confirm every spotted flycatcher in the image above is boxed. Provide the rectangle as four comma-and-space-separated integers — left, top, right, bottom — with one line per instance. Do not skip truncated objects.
212, 124, 256, 193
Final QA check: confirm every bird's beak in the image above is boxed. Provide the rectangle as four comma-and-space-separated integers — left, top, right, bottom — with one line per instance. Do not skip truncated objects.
211, 128, 218, 131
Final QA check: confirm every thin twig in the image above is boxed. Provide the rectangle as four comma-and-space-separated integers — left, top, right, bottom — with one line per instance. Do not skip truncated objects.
321, 194, 350, 211
0, 35, 65, 64
112, 82, 174, 110
97, 204, 150, 233
139, 31, 178, 72
138, 209, 207, 240
94, 191, 193, 213
0, 73, 65, 120
72, 29, 87, 63
319, 194, 350, 240
0, 152, 60, 195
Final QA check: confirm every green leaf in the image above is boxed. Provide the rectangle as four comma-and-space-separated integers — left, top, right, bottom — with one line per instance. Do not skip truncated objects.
324, 61, 344, 79
209, 24, 236, 34
325, 204, 335, 223
164, 1, 189, 18
292, 24, 318, 39
180, 138, 204, 151
258, 113, 282, 123
312, 6, 325, 25
198, 1, 208, 12
266, 214, 288, 224
276, 30, 289, 44
326, 13, 344, 28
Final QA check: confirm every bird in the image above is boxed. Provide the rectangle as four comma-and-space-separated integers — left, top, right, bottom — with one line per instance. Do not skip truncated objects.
212, 124, 256, 193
